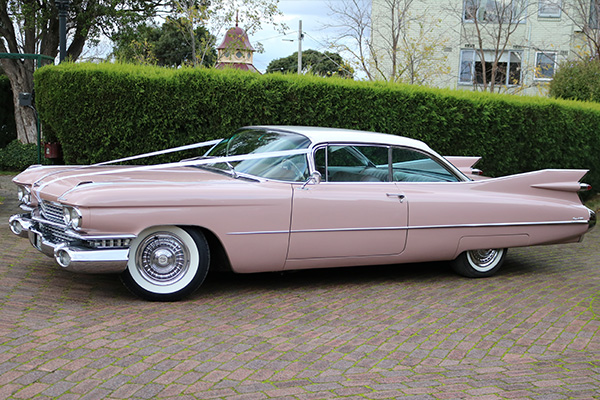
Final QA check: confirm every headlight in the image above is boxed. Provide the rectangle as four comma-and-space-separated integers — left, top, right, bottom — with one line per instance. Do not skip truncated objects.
17, 185, 31, 204
62, 206, 83, 230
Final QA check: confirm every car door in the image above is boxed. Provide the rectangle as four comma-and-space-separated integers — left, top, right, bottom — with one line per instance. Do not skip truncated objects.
389, 146, 478, 262
286, 144, 408, 262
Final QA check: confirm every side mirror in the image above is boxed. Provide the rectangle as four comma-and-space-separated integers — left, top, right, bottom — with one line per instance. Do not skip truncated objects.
301, 171, 322, 189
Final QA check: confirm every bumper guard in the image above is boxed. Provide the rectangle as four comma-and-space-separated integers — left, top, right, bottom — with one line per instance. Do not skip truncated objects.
10, 213, 130, 274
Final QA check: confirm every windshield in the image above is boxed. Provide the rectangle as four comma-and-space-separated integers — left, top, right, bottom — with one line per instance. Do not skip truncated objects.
204, 128, 311, 182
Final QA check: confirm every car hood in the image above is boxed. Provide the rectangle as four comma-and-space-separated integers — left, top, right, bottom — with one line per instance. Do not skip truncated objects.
14, 165, 242, 204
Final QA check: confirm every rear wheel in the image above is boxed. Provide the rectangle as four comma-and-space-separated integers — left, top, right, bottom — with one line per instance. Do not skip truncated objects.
451, 248, 506, 278
120, 226, 209, 301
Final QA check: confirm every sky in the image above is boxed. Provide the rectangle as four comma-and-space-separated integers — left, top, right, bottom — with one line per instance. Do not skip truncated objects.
250, 0, 338, 73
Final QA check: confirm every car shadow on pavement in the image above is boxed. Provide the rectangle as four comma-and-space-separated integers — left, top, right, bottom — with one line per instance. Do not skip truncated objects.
194, 257, 528, 300
7, 249, 536, 303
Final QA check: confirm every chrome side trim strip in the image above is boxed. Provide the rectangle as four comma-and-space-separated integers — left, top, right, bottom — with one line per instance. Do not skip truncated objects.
227, 220, 589, 236
227, 227, 405, 235
228, 230, 289, 235
409, 220, 589, 230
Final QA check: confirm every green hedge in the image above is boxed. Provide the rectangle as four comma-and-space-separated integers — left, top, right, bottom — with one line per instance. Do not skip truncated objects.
34, 62, 600, 192
0, 75, 16, 148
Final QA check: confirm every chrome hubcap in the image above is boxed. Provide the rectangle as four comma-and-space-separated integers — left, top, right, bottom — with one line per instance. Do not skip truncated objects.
136, 232, 190, 285
467, 249, 502, 272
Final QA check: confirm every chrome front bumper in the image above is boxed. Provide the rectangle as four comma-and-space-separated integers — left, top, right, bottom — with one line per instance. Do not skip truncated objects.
9, 213, 130, 274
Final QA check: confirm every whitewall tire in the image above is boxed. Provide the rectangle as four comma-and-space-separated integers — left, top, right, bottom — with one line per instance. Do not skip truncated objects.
451, 248, 506, 278
120, 226, 209, 301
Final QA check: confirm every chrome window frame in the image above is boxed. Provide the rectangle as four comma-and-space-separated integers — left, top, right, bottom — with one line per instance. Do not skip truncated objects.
308, 143, 468, 184
203, 127, 312, 183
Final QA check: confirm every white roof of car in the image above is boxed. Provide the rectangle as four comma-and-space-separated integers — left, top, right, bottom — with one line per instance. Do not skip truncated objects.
248, 125, 433, 152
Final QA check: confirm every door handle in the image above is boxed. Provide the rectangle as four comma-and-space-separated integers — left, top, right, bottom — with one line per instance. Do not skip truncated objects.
386, 193, 405, 203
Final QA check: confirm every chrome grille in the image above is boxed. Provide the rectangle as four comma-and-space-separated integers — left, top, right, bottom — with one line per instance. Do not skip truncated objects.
40, 201, 64, 225
40, 223, 72, 245
89, 239, 131, 249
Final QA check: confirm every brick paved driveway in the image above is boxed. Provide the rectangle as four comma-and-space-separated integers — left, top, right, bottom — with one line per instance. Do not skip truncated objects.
1, 175, 599, 399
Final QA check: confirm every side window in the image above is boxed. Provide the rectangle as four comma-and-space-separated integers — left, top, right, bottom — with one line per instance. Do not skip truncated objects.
392, 147, 460, 183
315, 145, 390, 182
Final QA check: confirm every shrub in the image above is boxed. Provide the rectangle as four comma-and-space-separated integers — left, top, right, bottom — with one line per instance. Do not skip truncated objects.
549, 59, 600, 102
0, 140, 38, 171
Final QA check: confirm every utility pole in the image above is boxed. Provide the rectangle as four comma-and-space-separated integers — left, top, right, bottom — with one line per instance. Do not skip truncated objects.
298, 20, 303, 74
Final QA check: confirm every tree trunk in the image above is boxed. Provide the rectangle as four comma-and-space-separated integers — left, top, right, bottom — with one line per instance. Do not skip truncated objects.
1, 58, 37, 144
13, 95, 38, 144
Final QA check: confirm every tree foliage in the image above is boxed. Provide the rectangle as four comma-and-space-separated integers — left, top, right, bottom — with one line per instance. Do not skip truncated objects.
1, 0, 283, 144
0, 0, 162, 144
112, 18, 217, 67
166, 0, 284, 67
265, 49, 353, 78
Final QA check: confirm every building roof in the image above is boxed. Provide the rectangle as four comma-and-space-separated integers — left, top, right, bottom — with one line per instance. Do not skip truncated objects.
217, 26, 255, 52
215, 62, 259, 73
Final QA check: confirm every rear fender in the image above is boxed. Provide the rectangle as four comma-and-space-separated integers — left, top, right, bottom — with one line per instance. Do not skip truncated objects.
471, 169, 589, 202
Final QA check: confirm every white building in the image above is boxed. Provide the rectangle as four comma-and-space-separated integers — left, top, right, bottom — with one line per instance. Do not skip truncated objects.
370, 0, 596, 95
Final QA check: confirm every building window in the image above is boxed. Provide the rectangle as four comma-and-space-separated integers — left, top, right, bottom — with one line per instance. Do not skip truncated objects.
539, 0, 561, 17
459, 50, 477, 84
464, 0, 527, 23
459, 49, 522, 86
535, 52, 557, 79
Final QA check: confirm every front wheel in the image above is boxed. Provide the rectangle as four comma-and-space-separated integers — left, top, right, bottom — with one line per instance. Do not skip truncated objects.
451, 248, 506, 278
120, 226, 209, 301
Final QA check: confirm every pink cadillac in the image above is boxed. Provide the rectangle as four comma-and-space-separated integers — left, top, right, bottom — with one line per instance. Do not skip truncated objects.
9, 126, 596, 301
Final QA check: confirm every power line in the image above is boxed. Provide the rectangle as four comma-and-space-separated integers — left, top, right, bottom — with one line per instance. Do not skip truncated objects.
254, 31, 298, 43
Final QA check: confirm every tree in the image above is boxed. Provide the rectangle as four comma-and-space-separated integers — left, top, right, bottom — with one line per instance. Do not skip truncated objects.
560, 0, 600, 60
168, 0, 285, 68
112, 18, 217, 67
0, 0, 160, 144
265, 49, 354, 78
325, 0, 449, 83
451, 0, 532, 92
